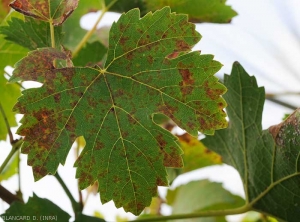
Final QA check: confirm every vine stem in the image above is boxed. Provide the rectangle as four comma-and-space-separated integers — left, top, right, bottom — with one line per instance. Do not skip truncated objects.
72, 0, 118, 58
131, 205, 251, 222
0, 139, 23, 174
0, 184, 23, 204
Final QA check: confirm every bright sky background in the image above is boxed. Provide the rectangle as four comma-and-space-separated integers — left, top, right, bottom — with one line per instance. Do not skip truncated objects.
1, 0, 300, 221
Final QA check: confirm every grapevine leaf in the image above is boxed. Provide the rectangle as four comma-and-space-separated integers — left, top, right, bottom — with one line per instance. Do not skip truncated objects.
0, 73, 21, 141
0, 17, 63, 50
9, 0, 78, 26
106, 0, 237, 23
74, 213, 105, 222
145, 0, 237, 23
0, 153, 18, 181
166, 180, 245, 222
11, 7, 227, 215
203, 62, 300, 221
106, 0, 147, 14
0, 12, 28, 78
1, 194, 71, 221
178, 133, 222, 172
72, 41, 107, 67
0, 0, 11, 22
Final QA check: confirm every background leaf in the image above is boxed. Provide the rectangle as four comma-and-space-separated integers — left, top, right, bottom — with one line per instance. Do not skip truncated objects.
144, 0, 237, 23
106, 0, 237, 23
72, 41, 107, 67
178, 133, 222, 172
1, 194, 71, 221
166, 180, 245, 222
203, 62, 300, 221
9, 0, 79, 26
62, 0, 101, 51
11, 7, 227, 215
0, 11, 28, 79
0, 17, 63, 50
0, 72, 21, 141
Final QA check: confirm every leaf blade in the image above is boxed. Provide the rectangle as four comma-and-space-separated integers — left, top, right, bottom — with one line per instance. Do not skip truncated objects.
203, 62, 300, 221
12, 7, 227, 215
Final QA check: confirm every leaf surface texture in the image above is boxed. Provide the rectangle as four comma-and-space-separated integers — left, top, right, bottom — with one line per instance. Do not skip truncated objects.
11, 7, 227, 214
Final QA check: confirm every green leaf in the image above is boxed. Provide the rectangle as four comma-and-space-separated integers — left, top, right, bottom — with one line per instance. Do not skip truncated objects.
0, 17, 63, 50
203, 62, 300, 221
106, 0, 237, 23
74, 213, 105, 222
166, 179, 245, 222
0, 73, 21, 141
9, 0, 79, 26
106, 0, 147, 14
11, 7, 227, 215
178, 133, 222, 172
1, 194, 71, 221
0, 12, 28, 78
0, 153, 18, 181
145, 0, 237, 23
72, 41, 107, 67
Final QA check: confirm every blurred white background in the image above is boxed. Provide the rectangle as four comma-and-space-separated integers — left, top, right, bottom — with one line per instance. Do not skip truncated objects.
1, 0, 300, 221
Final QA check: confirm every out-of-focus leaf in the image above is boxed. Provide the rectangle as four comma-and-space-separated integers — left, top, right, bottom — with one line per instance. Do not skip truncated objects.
203, 62, 300, 221
241, 212, 278, 222
143, 197, 162, 215
106, 0, 147, 14
0, 11, 28, 82
11, 7, 227, 215
166, 180, 244, 222
0, 17, 63, 50
94, 211, 104, 219
9, 0, 78, 26
0, 73, 21, 141
145, 0, 237, 23
0, 0, 11, 22
74, 213, 105, 222
1, 194, 71, 221
0, 153, 18, 181
178, 133, 222, 172
63, 0, 100, 50
72, 41, 106, 67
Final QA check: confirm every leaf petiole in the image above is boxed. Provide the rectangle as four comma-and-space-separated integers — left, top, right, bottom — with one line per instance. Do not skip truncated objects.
0, 139, 23, 174
131, 205, 251, 222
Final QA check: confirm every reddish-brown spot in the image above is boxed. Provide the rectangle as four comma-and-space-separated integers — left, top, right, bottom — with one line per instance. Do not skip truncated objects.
120, 36, 129, 45
167, 51, 180, 59
54, 94, 61, 103
179, 69, 194, 85
95, 142, 104, 150
147, 55, 154, 64
156, 177, 165, 186
126, 52, 134, 60
204, 148, 212, 154
156, 134, 167, 147
176, 40, 190, 51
